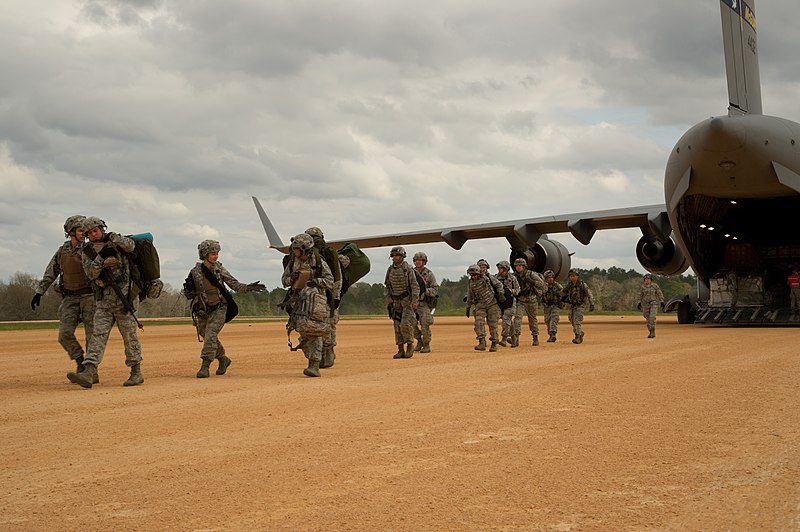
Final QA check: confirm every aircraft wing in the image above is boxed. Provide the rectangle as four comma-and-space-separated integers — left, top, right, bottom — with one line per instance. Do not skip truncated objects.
253, 196, 670, 252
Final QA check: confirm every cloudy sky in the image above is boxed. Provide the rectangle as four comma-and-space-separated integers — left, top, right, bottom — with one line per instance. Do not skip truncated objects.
2, 0, 799, 290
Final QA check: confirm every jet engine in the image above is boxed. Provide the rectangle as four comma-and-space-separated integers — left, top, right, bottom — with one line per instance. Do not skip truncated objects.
509, 237, 571, 280
635, 236, 689, 276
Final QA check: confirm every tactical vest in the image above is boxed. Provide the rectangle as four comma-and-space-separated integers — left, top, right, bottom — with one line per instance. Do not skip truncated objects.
640, 283, 662, 304
59, 247, 90, 292
469, 275, 496, 307
564, 281, 588, 305
190, 263, 223, 310
542, 283, 562, 305
386, 263, 413, 297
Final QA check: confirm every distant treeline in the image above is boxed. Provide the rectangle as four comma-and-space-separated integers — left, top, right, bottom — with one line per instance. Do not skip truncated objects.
1, 267, 695, 321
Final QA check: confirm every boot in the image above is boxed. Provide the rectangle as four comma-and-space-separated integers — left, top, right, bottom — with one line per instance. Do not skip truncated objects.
420, 342, 431, 353
216, 355, 232, 375
498, 336, 507, 347
403, 342, 414, 358
532, 336, 539, 346
474, 340, 486, 351
547, 333, 556, 342
196, 359, 211, 378
393, 345, 405, 359
572, 332, 584, 344
303, 359, 321, 377
67, 364, 97, 389
647, 328, 656, 338
489, 340, 498, 352
414, 340, 423, 352
72, 356, 99, 384
123, 364, 144, 387
510, 335, 519, 348
320, 348, 334, 368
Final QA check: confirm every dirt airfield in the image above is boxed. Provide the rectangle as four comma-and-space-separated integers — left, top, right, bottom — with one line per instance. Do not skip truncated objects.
1, 315, 799, 531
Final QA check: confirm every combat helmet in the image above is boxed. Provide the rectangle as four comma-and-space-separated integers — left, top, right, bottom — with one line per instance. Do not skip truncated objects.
305, 226, 324, 239
467, 264, 481, 276
389, 246, 406, 258
198, 239, 221, 260
477, 258, 489, 269
413, 251, 428, 263
497, 260, 511, 271
63, 215, 86, 236
513, 258, 527, 268
643, 273, 652, 280
543, 269, 555, 279
291, 233, 314, 253
82, 216, 106, 233
568, 269, 579, 276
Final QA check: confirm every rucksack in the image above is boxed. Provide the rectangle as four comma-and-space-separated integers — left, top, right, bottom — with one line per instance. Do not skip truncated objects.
338, 243, 371, 296
127, 233, 163, 301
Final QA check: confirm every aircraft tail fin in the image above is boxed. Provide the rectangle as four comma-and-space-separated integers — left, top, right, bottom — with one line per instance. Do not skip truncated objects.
720, 0, 762, 115
252, 196, 288, 251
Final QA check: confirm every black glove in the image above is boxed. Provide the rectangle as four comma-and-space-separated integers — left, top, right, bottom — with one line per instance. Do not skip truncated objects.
98, 246, 116, 258
31, 293, 42, 311
387, 304, 393, 320
636, 302, 642, 311
589, 303, 595, 312
466, 307, 471, 318
462, 295, 467, 303
248, 281, 266, 292
497, 293, 506, 303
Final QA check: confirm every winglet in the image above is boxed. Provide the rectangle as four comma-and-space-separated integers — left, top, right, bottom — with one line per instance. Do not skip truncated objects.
252, 196, 288, 251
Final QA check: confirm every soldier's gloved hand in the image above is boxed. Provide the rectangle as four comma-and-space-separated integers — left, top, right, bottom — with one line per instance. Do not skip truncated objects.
636, 302, 642, 311
248, 281, 266, 292
465, 307, 470, 318
589, 303, 595, 312
497, 293, 506, 303
31, 293, 41, 311
102, 256, 121, 269
98, 246, 116, 258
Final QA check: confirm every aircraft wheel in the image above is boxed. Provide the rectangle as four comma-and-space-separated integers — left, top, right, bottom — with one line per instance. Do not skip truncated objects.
677, 300, 694, 324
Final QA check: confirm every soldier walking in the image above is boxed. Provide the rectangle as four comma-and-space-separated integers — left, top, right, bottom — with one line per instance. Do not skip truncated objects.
512, 258, 545, 347
384, 247, 419, 359
496, 260, 520, 347
67, 217, 143, 388
562, 269, 594, 344
466, 264, 504, 352
184, 240, 265, 378
413, 252, 438, 353
31, 215, 96, 381
541, 270, 563, 342
305, 227, 341, 368
788, 268, 800, 315
638, 273, 664, 338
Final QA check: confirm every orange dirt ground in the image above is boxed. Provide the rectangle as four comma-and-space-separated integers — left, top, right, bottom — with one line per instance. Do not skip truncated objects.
1, 316, 799, 531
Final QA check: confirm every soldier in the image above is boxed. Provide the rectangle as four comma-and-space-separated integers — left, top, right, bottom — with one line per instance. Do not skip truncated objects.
541, 270, 564, 342
561, 269, 594, 344
184, 240, 266, 378
31, 215, 96, 381
305, 227, 341, 368
282, 233, 334, 377
466, 264, 504, 352
413, 251, 439, 353
67, 217, 143, 388
788, 268, 800, 315
638, 273, 664, 338
384, 246, 419, 359
512, 258, 545, 347
496, 260, 520, 347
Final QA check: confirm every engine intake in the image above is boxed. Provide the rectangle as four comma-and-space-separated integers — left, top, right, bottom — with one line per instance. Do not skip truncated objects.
509, 238, 571, 280
636, 236, 689, 276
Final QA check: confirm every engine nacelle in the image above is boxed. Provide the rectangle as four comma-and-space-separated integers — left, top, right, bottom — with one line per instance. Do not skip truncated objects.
636, 236, 689, 276
509, 238, 571, 281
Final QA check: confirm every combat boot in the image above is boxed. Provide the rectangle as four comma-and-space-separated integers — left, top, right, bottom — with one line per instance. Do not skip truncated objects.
647, 328, 656, 339
403, 342, 414, 358
532, 336, 540, 346
489, 340, 498, 352
123, 364, 144, 387
498, 336, 507, 347
547, 333, 556, 343
572, 332, 584, 344
414, 340, 423, 352
72, 356, 99, 384
196, 359, 211, 378
393, 345, 405, 359
216, 355, 232, 375
303, 359, 321, 377
474, 340, 486, 351
320, 348, 334, 368
420, 342, 431, 353
510, 335, 519, 348
67, 364, 97, 389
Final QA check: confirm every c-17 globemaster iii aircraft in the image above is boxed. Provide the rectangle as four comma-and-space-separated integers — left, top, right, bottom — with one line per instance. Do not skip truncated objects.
254, 0, 800, 326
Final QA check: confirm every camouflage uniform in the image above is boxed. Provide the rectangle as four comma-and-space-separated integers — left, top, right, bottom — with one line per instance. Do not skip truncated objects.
384, 248, 420, 358
513, 264, 545, 346
639, 275, 664, 338
35, 240, 95, 365
496, 262, 520, 346
413, 259, 439, 353
307, 227, 341, 368
282, 244, 334, 370
467, 266, 503, 351
562, 271, 594, 344
541, 271, 564, 342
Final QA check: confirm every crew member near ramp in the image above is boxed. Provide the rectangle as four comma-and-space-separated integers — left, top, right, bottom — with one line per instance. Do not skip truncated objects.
413, 251, 438, 354
67, 217, 143, 388
184, 240, 265, 378
638, 273, 664, 338
31, 215, 96, 381
562, 269, 594, 345
385, 246, 419, 359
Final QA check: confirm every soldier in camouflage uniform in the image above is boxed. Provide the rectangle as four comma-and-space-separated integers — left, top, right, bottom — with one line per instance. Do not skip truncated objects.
466, 264, 504, 352
496, 260, 520, 347
305, 227, 341, 369
184, 240, 266, 378
31, 215, 96, 381
638, 273, 664, 338
384, 246, 420, 359
541, 270, 564, 342
561, 269, 594, 344
412, 251, 438, 353
512, 258, 546, 346
282, 233, 334, 377
67, 217, 143, 388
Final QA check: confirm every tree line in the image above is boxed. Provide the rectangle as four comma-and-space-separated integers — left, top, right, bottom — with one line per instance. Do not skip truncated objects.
1, 267, 694, 321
